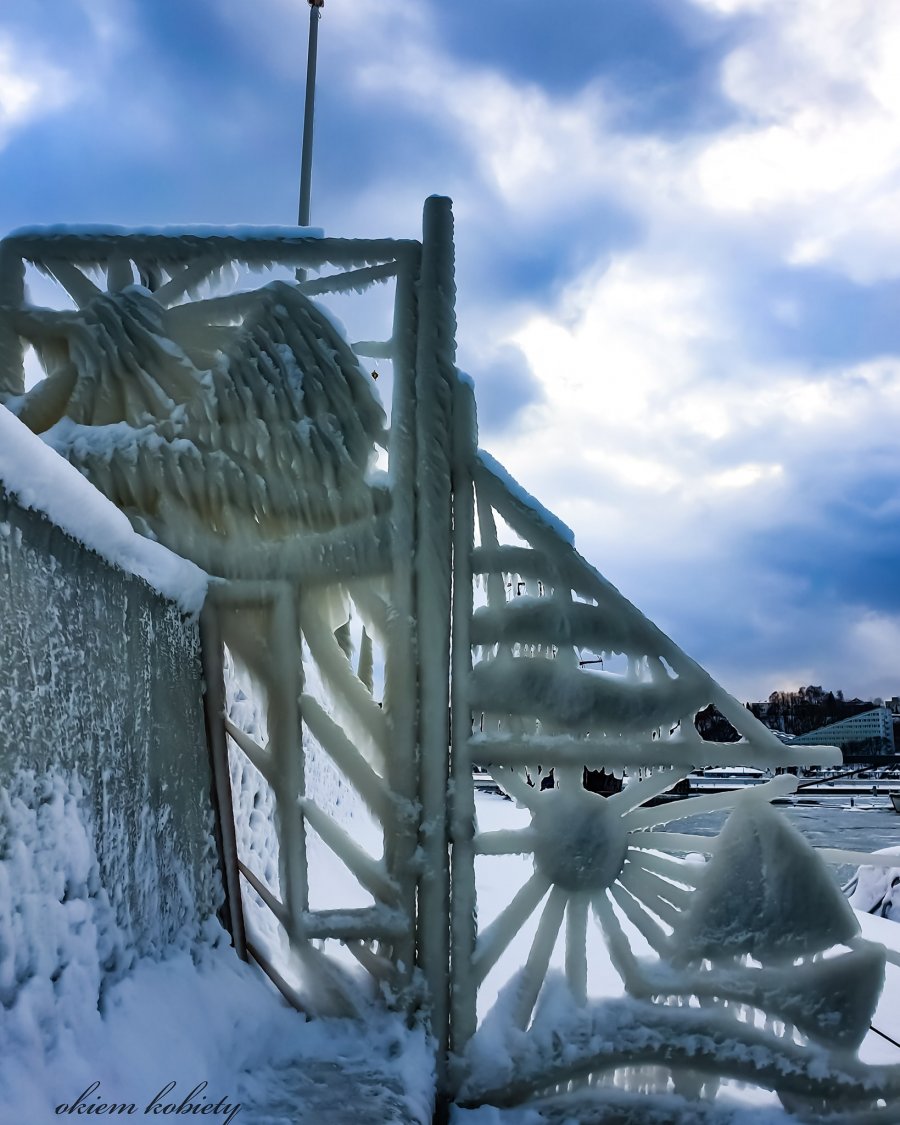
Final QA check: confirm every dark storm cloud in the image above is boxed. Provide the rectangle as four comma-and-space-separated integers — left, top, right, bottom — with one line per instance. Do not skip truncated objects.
431, 0, 743, 134
458, 344, 543, 434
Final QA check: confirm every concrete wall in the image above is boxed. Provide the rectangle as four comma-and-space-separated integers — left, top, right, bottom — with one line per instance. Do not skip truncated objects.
0, 486, 221, 954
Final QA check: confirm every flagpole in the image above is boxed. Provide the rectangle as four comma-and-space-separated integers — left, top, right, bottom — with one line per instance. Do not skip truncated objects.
298, 0, 323, 228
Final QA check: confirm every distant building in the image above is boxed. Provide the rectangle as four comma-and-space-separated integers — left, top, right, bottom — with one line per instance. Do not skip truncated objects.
791, 707, 895, 756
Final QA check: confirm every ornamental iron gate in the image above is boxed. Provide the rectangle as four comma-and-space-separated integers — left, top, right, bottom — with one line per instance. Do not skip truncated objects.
3, 200, 900, 1121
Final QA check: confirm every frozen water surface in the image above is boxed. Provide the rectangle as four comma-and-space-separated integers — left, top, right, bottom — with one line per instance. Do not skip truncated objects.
663, 796, 899, 883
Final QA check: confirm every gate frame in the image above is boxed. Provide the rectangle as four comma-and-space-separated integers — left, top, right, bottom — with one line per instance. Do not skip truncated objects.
6, 201, 898, 1120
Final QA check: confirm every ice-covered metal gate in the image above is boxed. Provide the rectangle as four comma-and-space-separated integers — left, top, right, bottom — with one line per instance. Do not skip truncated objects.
3, 200, 900, 1121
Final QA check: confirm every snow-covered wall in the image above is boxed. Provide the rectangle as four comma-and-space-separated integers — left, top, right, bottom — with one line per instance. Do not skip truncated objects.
0, 486, 221, 965
0, 407, 207, 614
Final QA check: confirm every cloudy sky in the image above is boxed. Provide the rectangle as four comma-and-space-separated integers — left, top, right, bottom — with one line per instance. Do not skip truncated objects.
3, 0, 900, 705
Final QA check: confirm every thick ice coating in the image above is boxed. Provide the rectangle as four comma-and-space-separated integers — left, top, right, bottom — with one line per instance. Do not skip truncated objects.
3, 215, 898, 1121
673, 799, 860, 964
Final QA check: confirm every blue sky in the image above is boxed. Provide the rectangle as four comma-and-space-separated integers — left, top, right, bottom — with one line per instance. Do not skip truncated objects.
3, 0, 900, 703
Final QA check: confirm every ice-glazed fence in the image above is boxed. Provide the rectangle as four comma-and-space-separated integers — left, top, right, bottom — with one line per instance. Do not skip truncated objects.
3, 198, 900, 1120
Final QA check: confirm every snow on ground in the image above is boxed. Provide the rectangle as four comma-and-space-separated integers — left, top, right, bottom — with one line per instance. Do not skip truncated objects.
847, 845, 900, 923
857, 909, 900, 1066
0, 765, 433, 1125
0, 406, 207, 615
1, 932, 433, 1124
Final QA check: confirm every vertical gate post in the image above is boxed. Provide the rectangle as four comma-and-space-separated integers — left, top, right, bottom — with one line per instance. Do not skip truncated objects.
449, 376, 478, 1066
385, 247, 423, 986
414, 196, 457, 1076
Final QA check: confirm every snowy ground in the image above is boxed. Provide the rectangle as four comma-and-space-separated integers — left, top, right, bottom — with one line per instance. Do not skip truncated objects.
1, 933, 434, 1124
3, 787, 900, 1124
0, 766, 433, 1125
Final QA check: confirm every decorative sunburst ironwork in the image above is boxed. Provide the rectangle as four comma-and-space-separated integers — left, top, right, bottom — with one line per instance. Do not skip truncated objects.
448, 440, 900, 1119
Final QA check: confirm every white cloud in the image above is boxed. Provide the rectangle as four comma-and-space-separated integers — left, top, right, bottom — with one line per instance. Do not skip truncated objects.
698, 112, 897, 213
343, 0, 900, 286
511, 259, 717, 438
0, 2, 137, 152
845, 612, 900, 702
709, 463, 783, 490
481, 248, 900, 596
484, 254, 780, 565
690, 0, 900, 281
330, 0, 900, 287
0, 35, 74, 147
690, 0, 776, 12
345, 17, 680, 228
71, 0, 133, 50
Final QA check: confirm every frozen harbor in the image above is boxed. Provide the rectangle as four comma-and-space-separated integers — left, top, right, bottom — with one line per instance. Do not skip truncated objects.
662, 795, 899, 883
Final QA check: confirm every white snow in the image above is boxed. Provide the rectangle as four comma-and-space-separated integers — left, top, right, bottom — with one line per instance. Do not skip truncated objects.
857, 910, 900, 1065
0, 764, 432, 1125
476, 450, 575, 546
1, 931, 433, 1124
0, 405, 207, 614
847, 845, 900, 923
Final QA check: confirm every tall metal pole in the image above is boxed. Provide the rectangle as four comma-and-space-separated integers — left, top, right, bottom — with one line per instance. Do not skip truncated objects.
298, 1, 323, 228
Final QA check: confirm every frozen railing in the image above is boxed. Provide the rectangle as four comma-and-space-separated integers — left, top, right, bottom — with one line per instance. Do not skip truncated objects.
4, 200, 900, 1120
447, 400, 900, 1115
200, 575, 420, 1017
